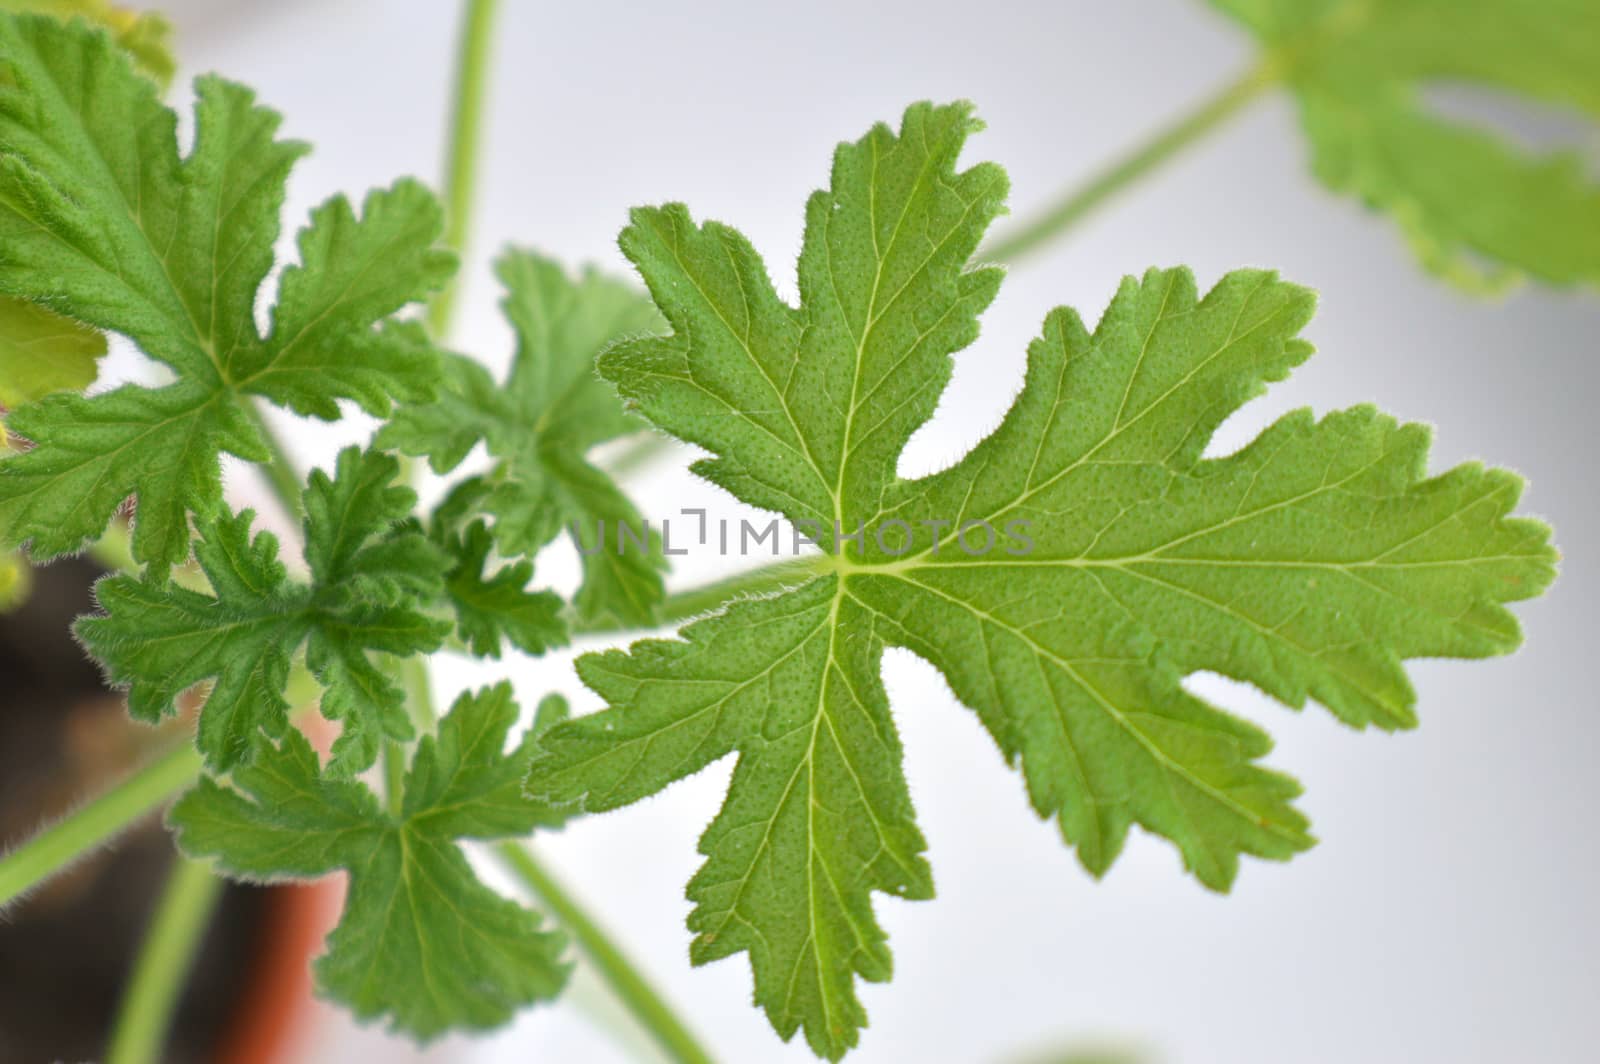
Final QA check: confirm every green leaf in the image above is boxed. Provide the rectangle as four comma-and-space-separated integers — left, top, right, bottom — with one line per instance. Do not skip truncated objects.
0, 297, 106, 408
0, 14, 453, 575
524, 102, 1558, 1058
170, 683, 572, 1039
77, 447, 451, 773
379, 250, 666, 626
1207, 0, 1600, 289
437, 518, 567, 658
0, 0, 175, 86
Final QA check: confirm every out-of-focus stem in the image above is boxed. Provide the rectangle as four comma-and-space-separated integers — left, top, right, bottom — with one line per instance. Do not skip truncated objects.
104, 856, 225, 1064
980, 57, 1285, 263
427, 0, 503, 338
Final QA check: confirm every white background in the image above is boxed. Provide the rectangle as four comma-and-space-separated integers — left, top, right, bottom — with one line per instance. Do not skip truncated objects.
138, 2, 1600, 1061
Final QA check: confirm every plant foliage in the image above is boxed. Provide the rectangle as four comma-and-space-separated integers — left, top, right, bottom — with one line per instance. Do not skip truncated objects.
380, 250, 668, 627
171, 684, 574, 1037
0, 8, 1565, 1062
1206, 0, 1600, 289
0, 14, 452, 577
78, 448, 460, 774
522, 101, 1558, 1058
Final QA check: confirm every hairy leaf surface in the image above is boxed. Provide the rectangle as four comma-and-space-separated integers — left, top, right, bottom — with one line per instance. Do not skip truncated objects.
78, 448, 451, 773
1207, 0, 1600, 289
0, 15, 452, 574
171, 684, 572, 1038
524, 102, 1557, 1058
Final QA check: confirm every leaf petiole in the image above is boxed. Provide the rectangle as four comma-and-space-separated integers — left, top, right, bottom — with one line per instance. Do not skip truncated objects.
569, 555, 831, 637
979, 54, 1286, 263
0, 739, 202, 910
241, 399, 306, 522
386, 655, 439, 811
493, 841, 716, 1064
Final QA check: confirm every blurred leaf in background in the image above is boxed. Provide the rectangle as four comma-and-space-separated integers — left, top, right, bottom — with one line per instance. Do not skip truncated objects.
1208, 0, 1600, 291
0, 299, 106, 411
379, 251, 668, 629
0, 551, 25, 608
0, 0, 174, 84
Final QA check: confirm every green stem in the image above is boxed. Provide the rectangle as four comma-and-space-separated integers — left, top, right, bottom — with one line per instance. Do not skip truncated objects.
570, 555, 828, 637
383, 740, 408, 815
402, 655, 437, 727
242, 400, 305, 521
389, 0, 496, 814
104, 856, 225, 1064
387, 657, 438, 809
979, 57, 1285, 263
494, 842, 715, 1064
0, 741, 202, 910
604, 431, 677, 481
428, 0, 503, 339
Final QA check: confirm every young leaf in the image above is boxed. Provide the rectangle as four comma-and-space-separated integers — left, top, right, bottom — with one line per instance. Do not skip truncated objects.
77, 447, 452, 773
0, 298, 106, 408
523, 102, 1558, 1058
379, 250, 666, 626
1206, 0, 1600, 289
0, 14, 453, 575
440, 520, 567, 658
171, 684, 573, 1039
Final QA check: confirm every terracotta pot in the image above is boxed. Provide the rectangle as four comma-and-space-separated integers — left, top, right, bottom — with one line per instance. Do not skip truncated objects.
214, 880, 343, 1064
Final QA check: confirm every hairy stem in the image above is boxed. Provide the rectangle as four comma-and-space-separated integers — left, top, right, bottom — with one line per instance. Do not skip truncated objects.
242, 400, 305, 521
428, 0, 503, 338
494, 842, 715, 1064
979, 57, 1285, 263
0, 740, 202, 910
104, 856, 225, 1064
